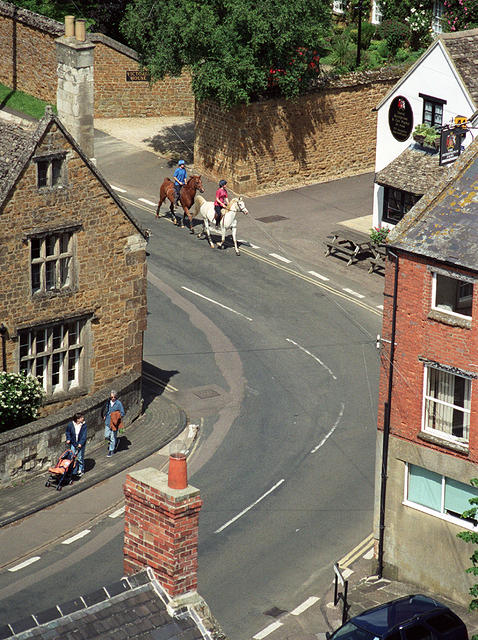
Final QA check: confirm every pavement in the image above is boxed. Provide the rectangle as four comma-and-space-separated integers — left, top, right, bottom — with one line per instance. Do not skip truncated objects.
1, 109, 477, 638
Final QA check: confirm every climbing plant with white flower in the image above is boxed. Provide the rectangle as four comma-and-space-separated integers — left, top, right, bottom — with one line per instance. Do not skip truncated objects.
0, 372, 45, 431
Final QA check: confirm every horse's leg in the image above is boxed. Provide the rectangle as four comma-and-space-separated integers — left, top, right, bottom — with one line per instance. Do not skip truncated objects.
156, 194, 165, 218
183, 206, 194, 234
231, 222, 240, 255
204, 219, 215, 248
217, 222, 226, 250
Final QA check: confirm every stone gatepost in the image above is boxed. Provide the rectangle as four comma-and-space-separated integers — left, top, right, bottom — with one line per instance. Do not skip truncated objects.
55, 17, 95, 159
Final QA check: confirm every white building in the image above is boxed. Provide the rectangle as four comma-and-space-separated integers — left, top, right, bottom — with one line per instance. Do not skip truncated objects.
372, 29, 478, 228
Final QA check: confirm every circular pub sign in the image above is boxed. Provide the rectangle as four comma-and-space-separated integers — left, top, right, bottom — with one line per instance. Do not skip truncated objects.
388, 96, 413, 142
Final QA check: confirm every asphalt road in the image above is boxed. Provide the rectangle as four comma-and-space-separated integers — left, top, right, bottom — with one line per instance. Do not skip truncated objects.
0, 133, 382, 638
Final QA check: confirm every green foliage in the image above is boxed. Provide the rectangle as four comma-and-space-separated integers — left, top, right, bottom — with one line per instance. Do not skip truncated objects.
413, 123, 439, 143
369, 226, 390, 244
0, 83, 56, 119
121, 0, 331, 108
379, 19, 410, 55
0, 372, 45, 431
326, 31, 356, 72
444, 0, 478, 31
457, 479, 478, 617
349, 22, 377, 50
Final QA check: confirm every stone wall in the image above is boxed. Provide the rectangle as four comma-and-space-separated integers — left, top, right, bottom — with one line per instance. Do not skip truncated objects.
0, 1, 194, 118
0, 371, 141, 486
194, 68, 404, 195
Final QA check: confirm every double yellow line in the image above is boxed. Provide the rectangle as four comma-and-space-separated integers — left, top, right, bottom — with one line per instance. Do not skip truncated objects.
338, 532, 374, 569
143, 371, 177, 393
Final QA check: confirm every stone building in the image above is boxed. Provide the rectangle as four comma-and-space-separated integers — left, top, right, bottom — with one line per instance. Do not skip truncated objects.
0, 109, 147, 414
375, 136, 478, 604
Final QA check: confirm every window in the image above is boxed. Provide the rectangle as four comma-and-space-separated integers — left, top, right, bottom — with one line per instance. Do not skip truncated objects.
34, 155, 65, 188
405, 464, 478, 530
419, 93, 446, 128
382, 187, 420, 224
432, 0, 445, 33
19, 318, 87, 396
371, 1, 383, 24
30, 232, 74, 294
332, 0, 345, 13
432, 271, 473, 318
422, 364, 471, 443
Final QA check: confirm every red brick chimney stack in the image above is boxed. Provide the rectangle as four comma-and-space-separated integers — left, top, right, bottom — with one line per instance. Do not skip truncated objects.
123, 466, 202, 597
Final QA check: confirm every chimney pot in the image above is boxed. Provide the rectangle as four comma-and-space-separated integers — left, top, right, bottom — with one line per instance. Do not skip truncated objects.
64, 15, 75, 38
75, 18, 86, 42
168, 440, 188, 489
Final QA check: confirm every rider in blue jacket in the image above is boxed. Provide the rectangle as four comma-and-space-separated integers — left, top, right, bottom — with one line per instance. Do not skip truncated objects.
173, 160, 187, 206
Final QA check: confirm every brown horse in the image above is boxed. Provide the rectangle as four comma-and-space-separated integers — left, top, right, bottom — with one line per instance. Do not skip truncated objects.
156, 175, 205, 233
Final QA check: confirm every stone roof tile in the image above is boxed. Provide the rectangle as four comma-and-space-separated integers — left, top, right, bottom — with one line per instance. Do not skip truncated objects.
441, 29, 478, 106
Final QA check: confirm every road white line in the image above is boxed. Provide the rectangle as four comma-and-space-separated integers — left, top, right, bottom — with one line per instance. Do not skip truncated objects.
244, 242, 260, 248
253, 621, 283, 639
62, 529, 91, 545
343, 568, 354, 579
376, 304, 384, 310
8, 557, 41, 572
286, 338, 337, 380
269, 253, 291, 264
181, 287, 253, 322
290, 596, 320, 616
310, 403, 344, 454
215, 479, 285, 533
138, 197, 156, 207
342, 288, 365, 299
308, 270, 330, 281
109, 507, 125, 519
363, 548, 374, 560
111, 185, 127, 193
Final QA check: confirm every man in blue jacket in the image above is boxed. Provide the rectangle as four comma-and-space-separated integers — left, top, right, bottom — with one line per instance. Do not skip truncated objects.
173, 160, 187, 206
66, 412, 87, 477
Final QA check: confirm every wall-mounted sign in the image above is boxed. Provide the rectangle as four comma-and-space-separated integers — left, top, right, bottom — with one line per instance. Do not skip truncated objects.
126, 70, 150, 82
388, 96, 413, 142
439, 126, 465, 166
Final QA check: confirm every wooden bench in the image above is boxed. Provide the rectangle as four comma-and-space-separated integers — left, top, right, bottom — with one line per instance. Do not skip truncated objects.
324, 230, 372, 266
368, 244, 387, 275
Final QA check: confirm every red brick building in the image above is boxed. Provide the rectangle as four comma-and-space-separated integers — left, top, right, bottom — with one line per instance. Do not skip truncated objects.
375, 136, 478, 603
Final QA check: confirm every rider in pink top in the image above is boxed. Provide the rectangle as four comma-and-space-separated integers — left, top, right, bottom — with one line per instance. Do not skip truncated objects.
214, 179, 229, 225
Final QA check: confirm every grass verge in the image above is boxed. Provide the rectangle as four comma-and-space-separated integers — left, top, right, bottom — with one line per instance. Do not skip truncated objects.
0, 83, 56, 120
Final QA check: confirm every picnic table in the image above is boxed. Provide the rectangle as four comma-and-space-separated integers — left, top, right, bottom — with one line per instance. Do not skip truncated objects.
324, 229, 372, 266
368, 243, 387, 275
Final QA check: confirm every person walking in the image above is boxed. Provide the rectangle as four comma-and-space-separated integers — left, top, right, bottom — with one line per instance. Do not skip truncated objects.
66, 412, 87, 477
173, 160, 187, 207
214, 179, 229, 226
103, 390, 125, 457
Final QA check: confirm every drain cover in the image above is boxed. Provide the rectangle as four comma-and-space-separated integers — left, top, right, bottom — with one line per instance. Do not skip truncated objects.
263, 607, 287, 618
193, 388, 220, 399
255, 215, 288, 223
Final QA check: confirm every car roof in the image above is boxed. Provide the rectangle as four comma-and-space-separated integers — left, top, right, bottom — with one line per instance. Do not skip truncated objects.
351, 594, 447, 635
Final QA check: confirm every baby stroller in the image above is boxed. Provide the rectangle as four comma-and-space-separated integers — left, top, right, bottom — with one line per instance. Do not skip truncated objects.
45, 449, 78, 491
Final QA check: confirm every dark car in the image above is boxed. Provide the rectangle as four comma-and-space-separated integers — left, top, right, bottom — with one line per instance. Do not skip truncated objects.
327, 594, 468, 640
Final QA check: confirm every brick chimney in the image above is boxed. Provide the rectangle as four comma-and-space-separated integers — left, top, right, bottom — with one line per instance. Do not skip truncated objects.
55, 16, 95, 159
123, 465, 202, 597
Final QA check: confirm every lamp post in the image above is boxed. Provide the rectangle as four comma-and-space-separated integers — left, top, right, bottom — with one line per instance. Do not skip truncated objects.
0, 324, 8, 372
356, 0, 364, 68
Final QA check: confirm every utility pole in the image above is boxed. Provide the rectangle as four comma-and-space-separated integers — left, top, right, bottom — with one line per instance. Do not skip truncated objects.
356, 0, 364, 68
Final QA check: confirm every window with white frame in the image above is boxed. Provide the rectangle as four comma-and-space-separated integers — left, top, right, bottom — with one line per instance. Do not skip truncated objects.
19, 318, 87, 396
422, 364, 471, 444
405, 463, 478, 530
30, 231, 75, 295
332, 0, 345, 13
34, 154, 65, 189
432, 271, 473, 318
371, 0, 383, 24
432, 0, 445, 33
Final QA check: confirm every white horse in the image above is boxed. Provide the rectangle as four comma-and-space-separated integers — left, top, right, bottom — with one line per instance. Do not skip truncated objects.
191, 195, 249, 255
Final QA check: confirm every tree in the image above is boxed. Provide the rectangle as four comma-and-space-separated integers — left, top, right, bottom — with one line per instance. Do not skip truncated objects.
0, 372, 45, 431
457, 478, 478, 640
121, 0, 331, 108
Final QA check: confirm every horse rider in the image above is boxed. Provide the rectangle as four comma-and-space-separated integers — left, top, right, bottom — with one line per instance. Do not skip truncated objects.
173, 160, 187, 206
214, 179, 229, 226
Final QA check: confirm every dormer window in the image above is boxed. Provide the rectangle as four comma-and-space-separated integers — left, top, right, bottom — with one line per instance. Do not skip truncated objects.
34, 154, 66, 189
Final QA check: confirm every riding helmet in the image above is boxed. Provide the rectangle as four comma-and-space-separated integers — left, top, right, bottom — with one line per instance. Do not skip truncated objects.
178, 159, 185, 166
219, 179, 227, 187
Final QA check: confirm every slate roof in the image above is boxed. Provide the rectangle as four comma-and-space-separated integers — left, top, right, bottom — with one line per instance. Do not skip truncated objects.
388, 135, 478, 271
0, 109, 148, 239
375, 144, 451, 196
0, 569, 225, 640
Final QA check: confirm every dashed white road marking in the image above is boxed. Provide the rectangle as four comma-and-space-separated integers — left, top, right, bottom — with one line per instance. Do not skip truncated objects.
138, 197, 156, 207
310, 403, 344, 454
111, 185, 127, 193
109, 507, 125, 519
286, 338, 336, 380
308, 270, 329, 281
269, 253, 291, 264
363, 548, 374, 560
62, 529, 91, 545
253, 621, 283, 639
215, 479, 285, 533
8, 557, 41, 572
342, 288, 365, 299
376, 304, 384, 310
181, 286, 253, 322
290, 596, 320, 616
248, 242, 260, 248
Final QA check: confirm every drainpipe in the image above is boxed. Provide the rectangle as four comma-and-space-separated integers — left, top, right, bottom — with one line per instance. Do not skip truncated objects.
0, 324, 8, 372
377, 249, 399, 579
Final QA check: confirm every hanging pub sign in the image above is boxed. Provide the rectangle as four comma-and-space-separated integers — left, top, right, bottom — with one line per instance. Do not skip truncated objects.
439, 126, 466, 166
126, 70, 150, 82
388, 96, 413, 142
